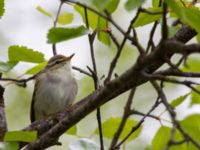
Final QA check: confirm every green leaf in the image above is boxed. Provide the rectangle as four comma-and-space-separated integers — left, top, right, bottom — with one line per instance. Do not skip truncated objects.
181, 58, 200, 72
152, 126, 184, 150
74, 5, 98, 30
133, 7, 162, 27
0, 0, 5, 18
92, 0, 109, 10
181, 114, 200, 142
94, 117, 142, 142
66, 125, 77, 135
191, 85, 200, 106
0, 142, 19, 150
170, 93, 190, 108
97, 17, 110, 46
69, 138, 100, 150
25, 62, 47, 74
8, 45, 45, 63
47, 25, 89, 44
166, 0, 200, 33
4, 131, 37, 142
36, 6, 52, 18
152, 0, 163, 7
0, 61, 18, 73
106, 0, 120, 13
125, 0, 145, 11
57, 13, 73, 25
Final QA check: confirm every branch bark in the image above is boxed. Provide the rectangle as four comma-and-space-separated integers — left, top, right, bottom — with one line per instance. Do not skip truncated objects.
0, 85, 7, 141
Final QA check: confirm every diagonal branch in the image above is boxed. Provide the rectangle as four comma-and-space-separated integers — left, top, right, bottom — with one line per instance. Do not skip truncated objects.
110, 88, 136, 149
104, 8, 141, 83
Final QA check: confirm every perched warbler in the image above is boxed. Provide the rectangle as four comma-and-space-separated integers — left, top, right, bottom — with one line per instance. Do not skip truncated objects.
30, 54, 77, 122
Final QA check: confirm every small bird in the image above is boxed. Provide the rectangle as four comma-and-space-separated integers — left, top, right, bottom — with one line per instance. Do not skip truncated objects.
30, 54, 77, 122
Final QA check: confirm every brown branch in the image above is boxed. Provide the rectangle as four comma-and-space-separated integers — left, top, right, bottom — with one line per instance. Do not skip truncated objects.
161, 2, 168, 41
110, 88, 136, 149
72, 66, 92, 77
0, 74, 36, 87
83, 7, 104, 149
151, 81, 200, 149
65, 0, 129, 39
52, 1, 63, 56
114, 96, 161, 149
146, 22, 157, 53
156, 68, 200, 78
104, 8, 141, 83
0, 85, 7, 141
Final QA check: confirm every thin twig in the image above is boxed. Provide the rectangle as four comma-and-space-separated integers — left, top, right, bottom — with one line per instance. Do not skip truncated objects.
0, 74, 36, 87
52, 1, 63, 56
104, 8, 141, 84
161, 2, 168, 41
110, 88, 136, 149
83, 7, 104, 150
66, 0, 129, 39
146, 22, 157, 53
72, 66, 92, 77
151, 81, 200, 149
115, 97, 161, 149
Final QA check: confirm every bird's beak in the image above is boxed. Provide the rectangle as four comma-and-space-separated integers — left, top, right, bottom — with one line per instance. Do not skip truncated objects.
69, 53, 75, 59
63, 53, 75, 62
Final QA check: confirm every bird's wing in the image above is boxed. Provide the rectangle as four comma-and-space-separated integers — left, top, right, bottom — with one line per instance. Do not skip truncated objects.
30, 78, 41, 123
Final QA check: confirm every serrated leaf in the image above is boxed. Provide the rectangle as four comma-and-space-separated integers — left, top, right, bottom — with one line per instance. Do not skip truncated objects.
8, 45, 45, 63
25, 62, 47, 74
170, 93, 190, 108
0, 61, 18, 73
66, 125, 77, 135
74, 5, 98, 30
47, 25, 88, 44
133, 7, 162, 27
152, 0, 162, 7
191, 85, 200, 106
57, 13, 73, 25
125, 0, 145, 11
36, 6, 52, 18
0, 0, 5, 18
106, 0, 120, 14
69, 138, 100, 150
181, 114, 200, 142
0, 142, 19, 150
152, 126, 184, 150
4, 131, 37, 142
94, 117, 142, 142
92, 0, 109, 10
97, 17, 110, 46
166, 0, 200, 33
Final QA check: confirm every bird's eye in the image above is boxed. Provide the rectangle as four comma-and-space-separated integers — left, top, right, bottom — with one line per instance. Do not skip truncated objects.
55, 61, 60, 64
